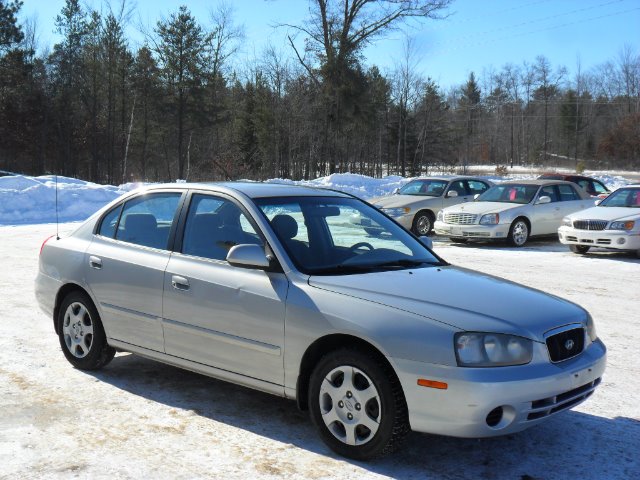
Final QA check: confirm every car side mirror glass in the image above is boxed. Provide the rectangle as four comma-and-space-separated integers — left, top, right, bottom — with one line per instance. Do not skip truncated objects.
393, 187, 400, 195
473, 193, 480, 200
595, 199, 602, 206
419, 236, 433, 250
536, 195, 551, 204
446, 190, 458, 198
226, 244, 271, 269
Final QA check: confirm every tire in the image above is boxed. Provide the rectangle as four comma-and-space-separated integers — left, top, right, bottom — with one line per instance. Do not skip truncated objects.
57, 291, 115, 370
507, 218, 529, 247
412, 210, 434, 236
308, 348, 409, 460
570, 245, 590, 254
450, 238, 468, 244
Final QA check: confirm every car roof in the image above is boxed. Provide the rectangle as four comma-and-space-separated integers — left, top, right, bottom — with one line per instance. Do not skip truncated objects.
499, 179, 573, 186
143, 181, 352, 199
406, 176, 488, 182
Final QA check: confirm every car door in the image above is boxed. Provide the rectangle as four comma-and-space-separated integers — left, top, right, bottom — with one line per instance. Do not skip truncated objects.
442, 180, 471, 209
530, 185, 563, 235
557, 183, 591, 218
162, 192, 288, 385
85, 191, 184, 352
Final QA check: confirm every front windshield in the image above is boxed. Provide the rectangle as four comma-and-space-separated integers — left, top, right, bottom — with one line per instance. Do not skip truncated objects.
477, 184, 539, 204
254, 196, 444, 275
398, 179, 448, 196
599, 187, 640, 208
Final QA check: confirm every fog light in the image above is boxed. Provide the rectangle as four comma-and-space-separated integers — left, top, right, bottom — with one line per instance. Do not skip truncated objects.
617, 238, 626, 245
486, 407, 503, 427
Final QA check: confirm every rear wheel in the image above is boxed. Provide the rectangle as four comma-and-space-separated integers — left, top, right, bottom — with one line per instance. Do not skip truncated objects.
412, 210, 434, 236
308, 348, 409, 460
570, 245, 590, 254
507, 218, 529, 247
58, 291, 115, 370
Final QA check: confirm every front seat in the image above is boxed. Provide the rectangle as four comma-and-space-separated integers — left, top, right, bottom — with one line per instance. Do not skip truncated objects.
270, 214, 311, 266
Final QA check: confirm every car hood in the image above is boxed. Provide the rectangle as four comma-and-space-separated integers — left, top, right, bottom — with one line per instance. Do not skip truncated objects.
444, 201, 523, 215
568, 206, 639, 222
369, 194, 440, 208
309, 266, 586, 341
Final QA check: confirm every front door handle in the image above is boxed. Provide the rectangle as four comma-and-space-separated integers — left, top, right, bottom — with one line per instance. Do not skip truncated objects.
89, 256, 102, 269
171, 275, 190, 291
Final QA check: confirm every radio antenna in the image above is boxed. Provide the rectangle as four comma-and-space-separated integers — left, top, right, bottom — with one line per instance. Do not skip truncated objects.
55, 173, 60, 240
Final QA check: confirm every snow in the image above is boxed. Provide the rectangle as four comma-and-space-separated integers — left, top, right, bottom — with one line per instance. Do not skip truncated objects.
0, 171, 635, 226
0, 225, 638, 479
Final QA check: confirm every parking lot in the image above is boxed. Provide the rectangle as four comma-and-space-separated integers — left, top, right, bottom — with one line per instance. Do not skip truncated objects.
1, 223, 638, 480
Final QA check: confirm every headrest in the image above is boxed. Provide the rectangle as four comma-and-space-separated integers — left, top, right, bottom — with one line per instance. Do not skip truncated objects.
271, 214, 298, 240
123, 213, 157, 233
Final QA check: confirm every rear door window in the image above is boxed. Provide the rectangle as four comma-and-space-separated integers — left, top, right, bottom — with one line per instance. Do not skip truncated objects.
466, 180, 490, 195
558, 184, 580, 201
115, 193, 182, 249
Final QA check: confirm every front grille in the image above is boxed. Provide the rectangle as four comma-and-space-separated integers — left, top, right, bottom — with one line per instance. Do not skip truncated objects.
573, 219, 608, 231
444, 213, 477, 225
527, 378, 601, 421
463, 231, 490, 237
546, 327, 585, 362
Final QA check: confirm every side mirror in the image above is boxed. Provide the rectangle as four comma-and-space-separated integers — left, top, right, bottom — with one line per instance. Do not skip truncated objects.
419, 236, 433, 250
595, 199, 602, 206
446, 190, 458, 198
226, 244, 271, 269
473, 193, 480, 200
536, 195, 551, 205
393, 187, 400, 195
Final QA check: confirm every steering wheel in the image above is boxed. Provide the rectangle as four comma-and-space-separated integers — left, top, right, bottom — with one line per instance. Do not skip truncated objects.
349, 242, 374, 252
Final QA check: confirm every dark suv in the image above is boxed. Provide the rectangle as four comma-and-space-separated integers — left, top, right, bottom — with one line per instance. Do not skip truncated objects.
538, 174, 610, 198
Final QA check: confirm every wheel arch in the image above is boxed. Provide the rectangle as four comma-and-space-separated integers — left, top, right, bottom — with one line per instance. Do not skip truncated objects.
295, 333, 404, 411
53, 283, 93, 335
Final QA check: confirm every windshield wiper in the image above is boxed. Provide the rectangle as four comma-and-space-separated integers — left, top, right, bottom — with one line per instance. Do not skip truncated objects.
369, 259, 436, 269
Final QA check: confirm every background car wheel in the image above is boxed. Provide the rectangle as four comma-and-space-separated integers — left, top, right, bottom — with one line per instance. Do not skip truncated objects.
308, 348, 409, 460
507, 218, 529, 247
58, 291, 115, 370
450, 238, 468, 244
412, 210, 434, 236
570, 245, 590, 254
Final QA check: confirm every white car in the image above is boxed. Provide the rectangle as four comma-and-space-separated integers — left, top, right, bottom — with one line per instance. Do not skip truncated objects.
358, 177, 492, 236
558, 184, 640, 256
434, 180, 594, 247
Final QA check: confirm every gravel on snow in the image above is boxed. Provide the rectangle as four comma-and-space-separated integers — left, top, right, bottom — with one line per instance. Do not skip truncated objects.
0, 224, 638, 480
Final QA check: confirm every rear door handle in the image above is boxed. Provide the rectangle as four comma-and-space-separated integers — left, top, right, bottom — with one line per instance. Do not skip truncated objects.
89, 256, 102, 269
171, 275, 190, 291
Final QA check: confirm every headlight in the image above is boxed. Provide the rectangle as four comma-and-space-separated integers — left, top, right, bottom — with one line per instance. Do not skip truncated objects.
562, 216, 572, 227
586, 313, 597, 342
479, 213, 499, 225
383, 207, 410, 217
608, 220, 635, 230
455, 332, 533, 367
437, 210, 444, 221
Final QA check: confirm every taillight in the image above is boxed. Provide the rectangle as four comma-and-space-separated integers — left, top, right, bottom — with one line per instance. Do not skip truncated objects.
40, 235, 56, 255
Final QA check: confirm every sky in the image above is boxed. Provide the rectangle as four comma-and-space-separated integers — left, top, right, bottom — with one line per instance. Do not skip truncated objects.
19, 0, 640, 89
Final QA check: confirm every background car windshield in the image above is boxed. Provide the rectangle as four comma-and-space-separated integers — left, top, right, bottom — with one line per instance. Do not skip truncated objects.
477, 184, 539, 204
255, 196, 442, 274
599, 188, 640, 207
398, 180, 448, 196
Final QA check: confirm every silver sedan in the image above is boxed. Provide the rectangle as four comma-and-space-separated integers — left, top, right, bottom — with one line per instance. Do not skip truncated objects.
36, 183, 606, 460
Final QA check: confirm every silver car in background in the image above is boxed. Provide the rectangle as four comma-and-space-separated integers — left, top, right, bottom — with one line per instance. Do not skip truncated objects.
36, 183, 606, 460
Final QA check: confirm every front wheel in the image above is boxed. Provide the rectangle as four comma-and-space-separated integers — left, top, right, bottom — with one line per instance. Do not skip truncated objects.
308, 349, 409, 460
58, 291, 115, 370
507, 219, 529, 247
412, 210, 434, 236
570, 245, 590, 254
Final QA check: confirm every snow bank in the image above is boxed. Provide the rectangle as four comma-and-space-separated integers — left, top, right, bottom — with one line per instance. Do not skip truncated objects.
0, 171, 635, 226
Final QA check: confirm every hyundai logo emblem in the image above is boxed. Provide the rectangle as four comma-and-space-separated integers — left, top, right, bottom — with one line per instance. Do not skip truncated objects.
564, 339, 575, 351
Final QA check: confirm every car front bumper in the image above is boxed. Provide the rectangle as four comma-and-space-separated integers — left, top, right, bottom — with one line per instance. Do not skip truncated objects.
434, 221, 510, 240
391, 338, 606, 438
558, 226, 640, 251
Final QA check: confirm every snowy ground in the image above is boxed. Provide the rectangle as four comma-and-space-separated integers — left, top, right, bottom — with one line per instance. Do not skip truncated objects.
1, 223, 638, 480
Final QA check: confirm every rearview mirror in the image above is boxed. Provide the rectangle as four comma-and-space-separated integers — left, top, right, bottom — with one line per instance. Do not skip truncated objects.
227, 244, 271, 269
419, 236, 433, 250
446, 190, 458, 198
536, 195, 551, 204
